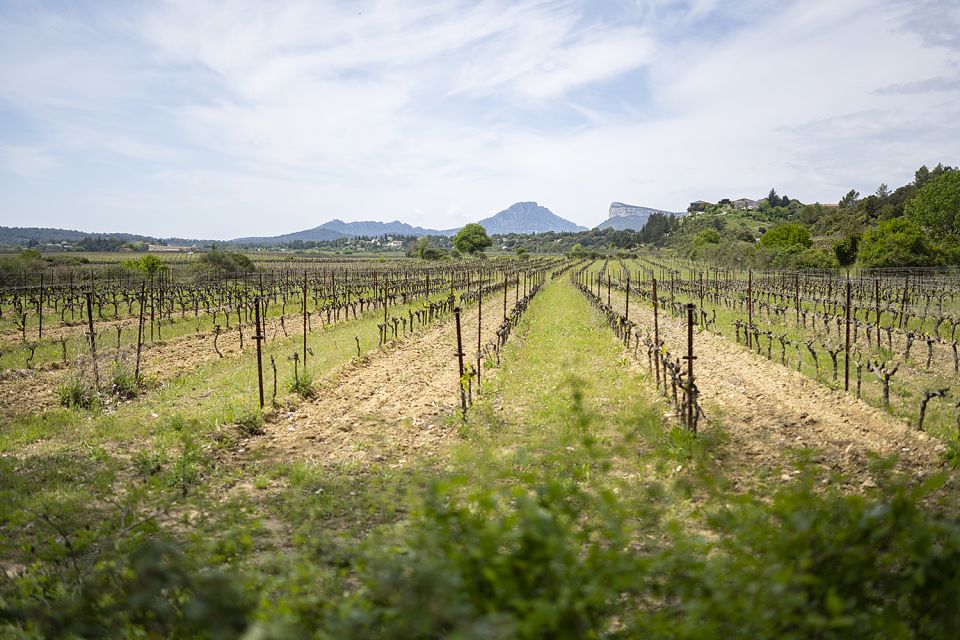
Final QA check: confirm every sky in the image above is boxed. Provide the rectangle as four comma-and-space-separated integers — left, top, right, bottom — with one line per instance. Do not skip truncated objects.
1, 0, 959, 239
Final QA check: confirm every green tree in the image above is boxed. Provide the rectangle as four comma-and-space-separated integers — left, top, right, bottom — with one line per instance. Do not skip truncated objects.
839, 189, 860, 208
692, 229, 721, 247
858, 218, 936, 268
122, 255, 168, 276
414, 237, 430, 259
759, 224, 812, 250
453, 224, 492, 254
905, 169, 960, 240
833, 234, 860, 266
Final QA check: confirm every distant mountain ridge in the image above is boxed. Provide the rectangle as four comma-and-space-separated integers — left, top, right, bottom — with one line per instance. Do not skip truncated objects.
2, 202, 589, 249
597, 201, 682, 231
230, 202, 586, 244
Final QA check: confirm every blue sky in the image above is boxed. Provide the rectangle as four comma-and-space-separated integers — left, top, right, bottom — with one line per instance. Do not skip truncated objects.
1, 0, 958, 239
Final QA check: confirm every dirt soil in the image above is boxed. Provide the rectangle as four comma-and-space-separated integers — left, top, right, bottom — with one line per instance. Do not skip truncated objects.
253, 299, 509, 469
0, 306, 389, 418
608, 289, 948, 487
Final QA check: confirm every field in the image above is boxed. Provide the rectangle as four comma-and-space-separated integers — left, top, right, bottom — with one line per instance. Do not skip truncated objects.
2, 253, 960, 637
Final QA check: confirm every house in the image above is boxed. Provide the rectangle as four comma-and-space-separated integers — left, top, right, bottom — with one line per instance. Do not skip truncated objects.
385, 240, 404, 249
688, 200, 712, 213
731, 198, 759, 210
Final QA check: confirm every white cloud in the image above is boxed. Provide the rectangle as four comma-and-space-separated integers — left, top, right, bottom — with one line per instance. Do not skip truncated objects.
0, 144, 60, 177
0, 0, 958, 237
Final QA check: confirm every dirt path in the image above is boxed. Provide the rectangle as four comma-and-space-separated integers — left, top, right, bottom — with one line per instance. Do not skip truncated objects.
256, 297, 513, 468
606, 287, 947, 484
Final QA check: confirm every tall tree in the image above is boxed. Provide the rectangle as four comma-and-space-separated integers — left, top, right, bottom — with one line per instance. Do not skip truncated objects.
839, 189, 861, 208
905, 169, 960, 240
453, 224, 492, 254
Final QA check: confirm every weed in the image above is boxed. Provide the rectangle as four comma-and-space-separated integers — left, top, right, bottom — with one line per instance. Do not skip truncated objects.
110, 362, 141, 399
133, 447, 167, 477
236, 409, 265, 436
56, 374, 97, 409
288, 370, 316, 399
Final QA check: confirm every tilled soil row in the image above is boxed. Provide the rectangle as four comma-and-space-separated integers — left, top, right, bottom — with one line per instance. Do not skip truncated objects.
256, 295, 521, 469
0, 303, 425, 418
604, 286, 947, 486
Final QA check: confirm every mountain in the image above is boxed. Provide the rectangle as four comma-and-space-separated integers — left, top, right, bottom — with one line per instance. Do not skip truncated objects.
318, 219, 442, 237
596, 202, 682, 231
230, 226, 349, 245
0, 226, 160, 245
473, 202, 586, 235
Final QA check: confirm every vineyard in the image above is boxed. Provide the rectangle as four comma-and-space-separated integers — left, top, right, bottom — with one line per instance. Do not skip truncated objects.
2, 253, 960, 637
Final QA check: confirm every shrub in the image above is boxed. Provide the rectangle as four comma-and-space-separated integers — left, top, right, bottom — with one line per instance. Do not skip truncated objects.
858, 217, 936, 268
794, 247, 840, 270
759, 223, 812, 250
833, 233, 859, 265
7, 539, 252, 638
197, 249, 255, 273
334, 476, 640, 639
905, 169, 960, 239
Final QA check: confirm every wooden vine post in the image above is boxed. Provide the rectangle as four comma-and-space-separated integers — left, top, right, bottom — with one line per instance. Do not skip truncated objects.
477, 271, 482, 388
686, 303, 696, 433
795, 273, 800, 323
85, 291, 99, 390
254, 297, 265, 409
625, 273, 630, 322
747, 269, 753, 348
874, 277, 881, 348
135, 282, 146, 381
454, 306, 466, 417
302, 271, 308, 366
652, 277, 661, 387
844, 277, 851, 392
503, 269, 508, 320
38, 273, 43, 340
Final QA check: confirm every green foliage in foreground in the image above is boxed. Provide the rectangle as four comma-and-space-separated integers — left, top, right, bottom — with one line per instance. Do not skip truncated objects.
4, 280, 960, 638
4, 463, 958, 639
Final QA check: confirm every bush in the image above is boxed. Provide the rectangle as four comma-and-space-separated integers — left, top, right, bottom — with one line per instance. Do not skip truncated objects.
692, 229, 721, 247
4, 539, 252, 638
334, 476, 639, 639
858, 217, 936, 268
905, 169, 960, 239
833, 234, 859, 265
121, 255, 167, 276
759, 223, 812, 250
197, 250, 255, 274
57, 374, 97, 409
794, 247, 839, 270
631, 474, 960, 639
